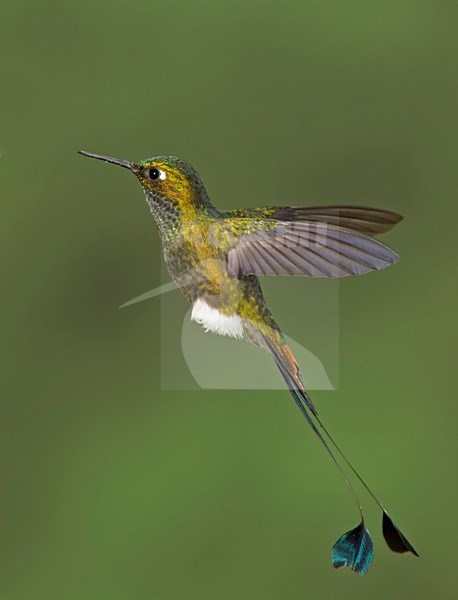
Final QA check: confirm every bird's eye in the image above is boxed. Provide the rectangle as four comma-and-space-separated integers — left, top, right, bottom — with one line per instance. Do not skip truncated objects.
146, 167, 167, 181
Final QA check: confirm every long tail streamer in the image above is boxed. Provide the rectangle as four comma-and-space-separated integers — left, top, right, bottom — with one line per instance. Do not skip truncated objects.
267, 338, 418, 574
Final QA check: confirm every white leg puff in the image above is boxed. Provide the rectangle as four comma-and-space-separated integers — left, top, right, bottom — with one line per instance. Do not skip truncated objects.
191, 298, 244, 339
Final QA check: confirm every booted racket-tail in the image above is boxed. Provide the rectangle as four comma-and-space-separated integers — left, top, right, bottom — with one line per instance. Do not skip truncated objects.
79, 150, 418, 573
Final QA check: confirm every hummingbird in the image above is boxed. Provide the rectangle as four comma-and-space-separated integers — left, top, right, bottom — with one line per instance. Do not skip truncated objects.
79, 150, 418, 574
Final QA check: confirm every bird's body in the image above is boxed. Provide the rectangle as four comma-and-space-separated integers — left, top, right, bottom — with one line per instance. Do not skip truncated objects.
80, 150, 418, 574
164, 214, 301, 406
163, 216, 282, 345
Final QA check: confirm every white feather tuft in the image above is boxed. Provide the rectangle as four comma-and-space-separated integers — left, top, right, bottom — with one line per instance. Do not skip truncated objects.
191, 299, 244, 339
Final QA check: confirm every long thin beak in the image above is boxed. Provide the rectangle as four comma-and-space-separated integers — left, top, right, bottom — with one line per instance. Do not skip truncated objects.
78, 150, 134, 170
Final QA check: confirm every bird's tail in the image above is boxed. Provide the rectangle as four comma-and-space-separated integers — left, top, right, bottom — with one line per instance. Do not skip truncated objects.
259, 329, 418, 574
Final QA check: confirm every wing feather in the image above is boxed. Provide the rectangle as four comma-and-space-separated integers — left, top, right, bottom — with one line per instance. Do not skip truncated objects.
226, 220, 399, 278
227, 205, 403, 235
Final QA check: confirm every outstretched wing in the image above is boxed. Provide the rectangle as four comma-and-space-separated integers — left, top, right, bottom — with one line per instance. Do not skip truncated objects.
224, 219, 399, 278
227, 205, 403, 236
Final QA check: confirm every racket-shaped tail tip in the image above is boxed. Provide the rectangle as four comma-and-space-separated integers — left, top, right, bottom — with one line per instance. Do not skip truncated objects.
332, 522, 374, 575
382, 511, 419, 557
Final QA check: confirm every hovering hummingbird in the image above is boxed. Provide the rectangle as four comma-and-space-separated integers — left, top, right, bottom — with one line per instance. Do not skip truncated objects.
79, 150, 418, 574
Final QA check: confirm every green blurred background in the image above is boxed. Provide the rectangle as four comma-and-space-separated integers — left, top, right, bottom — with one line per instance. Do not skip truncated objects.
1, 1, 456, 598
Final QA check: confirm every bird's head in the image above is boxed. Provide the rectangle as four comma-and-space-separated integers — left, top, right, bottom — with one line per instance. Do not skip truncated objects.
79, 151, 211, 217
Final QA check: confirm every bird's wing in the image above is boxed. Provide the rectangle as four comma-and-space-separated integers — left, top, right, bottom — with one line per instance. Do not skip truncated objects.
227, 205, 402, 236
223, 219, 399, 278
